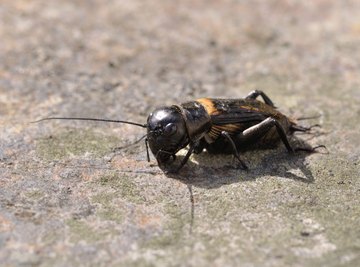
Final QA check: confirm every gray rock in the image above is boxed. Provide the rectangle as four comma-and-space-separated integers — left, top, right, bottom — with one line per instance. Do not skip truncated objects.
1, 1, 359, 266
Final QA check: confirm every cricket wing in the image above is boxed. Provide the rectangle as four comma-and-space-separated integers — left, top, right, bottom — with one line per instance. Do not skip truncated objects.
196, 98, 272, 140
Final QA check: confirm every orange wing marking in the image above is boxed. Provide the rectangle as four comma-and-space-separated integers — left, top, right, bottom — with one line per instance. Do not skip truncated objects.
196, 98, 219, 115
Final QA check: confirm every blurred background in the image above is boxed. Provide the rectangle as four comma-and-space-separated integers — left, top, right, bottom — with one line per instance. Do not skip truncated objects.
1, 1, 360, 266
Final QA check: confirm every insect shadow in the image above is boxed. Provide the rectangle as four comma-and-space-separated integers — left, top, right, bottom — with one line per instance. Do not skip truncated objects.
164, 135, 325, 189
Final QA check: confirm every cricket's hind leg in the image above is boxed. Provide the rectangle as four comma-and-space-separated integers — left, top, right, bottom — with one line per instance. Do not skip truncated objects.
294, 145, 328, 153
245, 90, 276, 107
220, 131, 248, 170
290, 124, 321, 133
206, 117, 294, 170
290, 124, 328, 153
235, 117, 295, 153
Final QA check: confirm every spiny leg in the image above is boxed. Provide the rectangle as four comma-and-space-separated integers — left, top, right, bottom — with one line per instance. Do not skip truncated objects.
193, 139, 207, 154
155, 149, 177, 164
294, 145, 328, 153
166, 143, 195, 173
290, 124, 327, 152
290, 124, 321, 133
238, 117, 294, 153
145, 138, 150, 162
245, 90, 275, 107
221, 131, 248, 170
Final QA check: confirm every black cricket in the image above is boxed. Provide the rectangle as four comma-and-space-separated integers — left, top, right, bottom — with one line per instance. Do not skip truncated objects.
36, 90, 323, 173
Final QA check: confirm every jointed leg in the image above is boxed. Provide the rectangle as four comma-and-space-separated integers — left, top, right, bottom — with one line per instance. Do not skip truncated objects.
167, 143, 196, 173
290, 124, 321, 133
238, 117, 294, 153
145, 138, 150, 162
193, 139, 207, 154
294, 145, 327, 153
221, 131, 248, 170
245, 90, 275, 107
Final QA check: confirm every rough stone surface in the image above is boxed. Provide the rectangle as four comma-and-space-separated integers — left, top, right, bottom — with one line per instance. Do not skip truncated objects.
1, 1, 360, 266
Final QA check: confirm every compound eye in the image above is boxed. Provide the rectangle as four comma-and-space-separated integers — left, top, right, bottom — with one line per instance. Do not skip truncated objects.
163, 123, 177, 136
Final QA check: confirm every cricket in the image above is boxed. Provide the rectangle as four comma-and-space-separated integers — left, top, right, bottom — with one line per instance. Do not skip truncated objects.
35, 90, 324, 173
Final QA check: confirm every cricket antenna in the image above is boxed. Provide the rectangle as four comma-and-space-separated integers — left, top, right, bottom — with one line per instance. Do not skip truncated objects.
32, 117, 147, 128
296, 114, 321, 121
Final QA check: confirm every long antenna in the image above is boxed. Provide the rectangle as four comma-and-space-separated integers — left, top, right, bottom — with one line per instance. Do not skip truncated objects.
32, 117, 147, 128
296, 114, 321, 121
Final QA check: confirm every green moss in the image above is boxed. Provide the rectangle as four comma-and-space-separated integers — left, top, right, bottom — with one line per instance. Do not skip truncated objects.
91, 174, 144, 222
205, 195, 233, 219
142, 202, 187, 249
116, 259, 157, 267
94, 174, 145, 204
66, 219, 109, 243
24, 190, 44, 200
92, 192, 116, 206
41, 230, 64, 246
36, 128, 120, 160
91, 192, 125, 223
97, 208, 124, 223
117, 175, 139, 202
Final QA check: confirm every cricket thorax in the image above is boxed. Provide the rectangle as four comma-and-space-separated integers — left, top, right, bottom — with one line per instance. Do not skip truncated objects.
178, 101, 212, 142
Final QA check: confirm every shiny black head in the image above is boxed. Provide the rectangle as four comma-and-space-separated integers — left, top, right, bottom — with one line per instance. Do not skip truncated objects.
146, 106, 189, 166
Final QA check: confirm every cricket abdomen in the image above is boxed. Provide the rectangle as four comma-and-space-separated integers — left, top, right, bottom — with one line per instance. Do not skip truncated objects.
195, 98, 295, 153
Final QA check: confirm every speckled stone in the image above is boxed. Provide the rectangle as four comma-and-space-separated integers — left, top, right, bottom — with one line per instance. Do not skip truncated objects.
1, 1, 360, 266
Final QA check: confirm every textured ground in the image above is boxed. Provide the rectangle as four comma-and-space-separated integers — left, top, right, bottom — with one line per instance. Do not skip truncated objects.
1, 1, 360, 266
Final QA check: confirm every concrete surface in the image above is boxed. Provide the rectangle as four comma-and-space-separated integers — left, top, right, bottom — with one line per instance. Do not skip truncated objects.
1, 1, 360, 266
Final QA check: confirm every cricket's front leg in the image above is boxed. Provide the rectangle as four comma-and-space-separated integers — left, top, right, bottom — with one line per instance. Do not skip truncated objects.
164, 142, 196, 174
